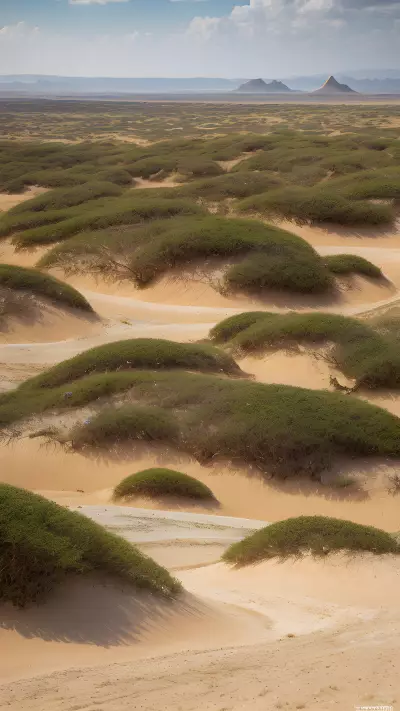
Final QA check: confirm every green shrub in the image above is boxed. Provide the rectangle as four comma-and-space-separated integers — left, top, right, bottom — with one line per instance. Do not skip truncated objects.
127, 215, 327, 291
0, 483, 180, 606
113, 468, 215, 500
9, 181, 124, 215
224, 252, 332, 294
0, 264, 93, 312
21, 338, 241, 390
181, 172, 283, 200
325, 254, 383, 279
223, 516, 398, 565
210, 311, 270, 343
71, 404, 177, 449
210, 310, 400, 389
128, 156, 178, 178
178, 158, 223, 179
2, 370, 400, 478
238, 186, 394, 226
11, 197, 204, 248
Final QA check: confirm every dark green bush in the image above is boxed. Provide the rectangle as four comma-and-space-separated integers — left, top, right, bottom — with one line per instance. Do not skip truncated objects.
0, 264, 93, 312
2, 370, 400, 478
0, 483, 180, 606
21, 338, 241, 390
127, 215, 327, 291
113, 468, 215, 500
223, 516, 399, 565
210, 310, 400, 389
12, 197, 204, 248
325, 254, 383, 279
71, 404, 178, 449
238, 186, 394, 226
210, 311, 270, 343
9, 181, 124, 215
181, 172, 282, 200
224, 251, 332, 294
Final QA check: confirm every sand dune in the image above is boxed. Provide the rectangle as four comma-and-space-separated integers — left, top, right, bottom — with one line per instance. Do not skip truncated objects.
1, 505, 399, 710
0, 300, 100, 345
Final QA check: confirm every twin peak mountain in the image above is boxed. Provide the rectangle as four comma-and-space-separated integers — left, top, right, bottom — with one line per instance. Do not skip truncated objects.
236, 75, 356, 94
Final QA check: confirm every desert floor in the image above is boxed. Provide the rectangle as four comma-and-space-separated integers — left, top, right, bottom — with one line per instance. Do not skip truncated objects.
0, 194, 400, 710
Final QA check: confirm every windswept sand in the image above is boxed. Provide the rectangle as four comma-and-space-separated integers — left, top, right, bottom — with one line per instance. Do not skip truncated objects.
0, 506, 399, 710
0, 187, 48, 212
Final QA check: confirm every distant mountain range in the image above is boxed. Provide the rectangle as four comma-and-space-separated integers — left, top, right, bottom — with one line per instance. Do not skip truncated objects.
0, 73, 399, 95
236, 78, 291, 93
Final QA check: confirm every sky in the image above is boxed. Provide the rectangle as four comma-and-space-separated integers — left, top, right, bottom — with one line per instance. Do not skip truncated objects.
0, 0, 400, 78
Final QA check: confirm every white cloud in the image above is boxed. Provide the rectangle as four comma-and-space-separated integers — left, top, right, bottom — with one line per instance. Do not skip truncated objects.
0, 21, 39, 38
69, 0, 129, 5
187, 15, 221, 40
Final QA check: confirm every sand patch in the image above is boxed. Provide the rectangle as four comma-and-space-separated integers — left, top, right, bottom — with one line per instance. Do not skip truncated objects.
0, 186, 48, 212
1, 438, 399, 530
133, 176, 182, 189
239, 349, 338, 389
0, 300, 100, 345
0, 240, 49, 269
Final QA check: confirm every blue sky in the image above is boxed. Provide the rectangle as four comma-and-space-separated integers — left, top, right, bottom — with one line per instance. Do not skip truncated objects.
1, 0, 400, 77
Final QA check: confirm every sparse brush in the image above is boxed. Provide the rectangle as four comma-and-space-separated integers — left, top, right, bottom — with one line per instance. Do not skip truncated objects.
0, 264, 93, 312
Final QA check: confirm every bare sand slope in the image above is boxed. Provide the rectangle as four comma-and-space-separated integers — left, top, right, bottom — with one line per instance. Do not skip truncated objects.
1, 504, 399, 711
1, 438, 399, 530
0, 187, 48, 213
0, 301, 100, 345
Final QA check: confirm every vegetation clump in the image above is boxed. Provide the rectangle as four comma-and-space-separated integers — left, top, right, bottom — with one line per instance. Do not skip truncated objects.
2, 369, 400, 478
223, 515, 399, 565
0, 483, 181, 607
71, 405, 178, 449
325, 254, 383, 279
20, 338, 241, 390
113, 468, 215, 500
238, 186, 393, 226
0, 264, 93, 312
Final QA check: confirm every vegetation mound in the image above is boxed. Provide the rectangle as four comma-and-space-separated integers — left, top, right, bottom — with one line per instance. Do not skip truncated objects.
113, 468, 215, 501
21, 338, 241, 390
71, 405, 177, 449
9, 181, 124, 215
238, 186, 394, 226
181, 172, 283, 201
223, 516, 398, 565
0, 264, 93, 312
0, 483, 180, 607
210, 311, 400, 389
2, 370, 400, 477
324, 254, 384, 279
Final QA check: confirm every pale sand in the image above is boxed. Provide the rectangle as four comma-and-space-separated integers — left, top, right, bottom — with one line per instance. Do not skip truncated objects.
133, 176, 181, 189
0, 301, 100, 345
0, 187, 47, 212
0, 505, 399, 710
1, 438, 399, 530
2, 216, 400, 708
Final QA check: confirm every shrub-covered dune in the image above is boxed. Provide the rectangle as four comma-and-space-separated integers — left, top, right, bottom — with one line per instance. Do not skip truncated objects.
4, 363, 400, 478
113, 468, 215, 501
223, 515, 399, 565
19, 338, 241, 390
210, 311, 400, 390
0, 263, 93, 312
41, 215, 333, 296
0, 483, 180, 607
324, 254, 384, 279
237, 185, 394, 227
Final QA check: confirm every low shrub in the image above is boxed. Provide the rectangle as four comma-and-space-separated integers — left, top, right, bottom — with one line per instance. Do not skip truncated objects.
210, 310, 400, 389
2, 370, 400, 478
21, 338, 241, 390
238, 186, 394, 226
9, 181, 124, 215
210, 311, 270, 343
224, 251, 332, 294
113, 468, 215, 500
71, 404, 178, 449
325, 254, 383, 279
12, 197, 204, 248
0, 483, 180, 606
222, 515, 399, 565
181, 172, 283, 200
0, 264, 93, 312
127, 215, 328, 291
